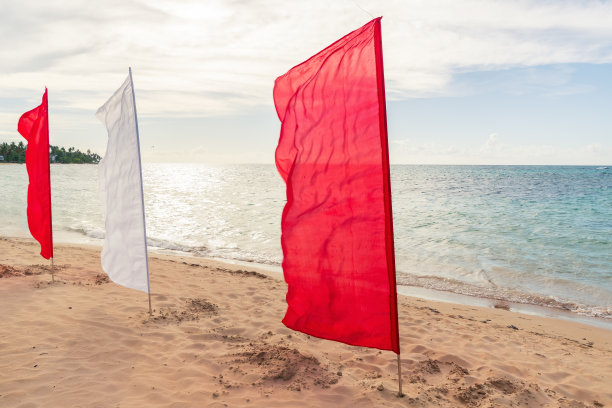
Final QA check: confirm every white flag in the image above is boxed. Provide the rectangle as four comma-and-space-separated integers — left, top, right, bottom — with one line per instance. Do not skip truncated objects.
96, 69, 150, 293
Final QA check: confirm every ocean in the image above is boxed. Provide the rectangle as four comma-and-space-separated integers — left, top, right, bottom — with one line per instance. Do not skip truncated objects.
1, 163, 611, 322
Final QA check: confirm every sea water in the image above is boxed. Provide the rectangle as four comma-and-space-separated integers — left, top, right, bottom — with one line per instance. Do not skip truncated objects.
1, 163, 610, 320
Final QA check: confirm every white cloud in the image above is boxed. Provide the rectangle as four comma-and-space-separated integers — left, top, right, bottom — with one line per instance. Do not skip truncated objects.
481, 133, 499, 152
2, 0, 612, 117
0, 113, 23, 143
391, 133, 612, 165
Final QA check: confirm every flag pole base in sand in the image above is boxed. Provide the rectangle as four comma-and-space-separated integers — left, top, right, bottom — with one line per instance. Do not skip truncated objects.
397, 353, 404, 397
148, 292, 152, 316
51, 257, 55, 282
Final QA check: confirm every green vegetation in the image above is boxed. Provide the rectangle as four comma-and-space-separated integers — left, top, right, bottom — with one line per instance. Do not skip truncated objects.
0, 142, 101, 164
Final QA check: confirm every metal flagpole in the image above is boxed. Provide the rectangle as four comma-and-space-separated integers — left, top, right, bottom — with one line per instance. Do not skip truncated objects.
397, 354, 403, 397
373, 19, 403, 398
128, 67, 152, 316
47, 87, 55, 283
374, 17, 404, 398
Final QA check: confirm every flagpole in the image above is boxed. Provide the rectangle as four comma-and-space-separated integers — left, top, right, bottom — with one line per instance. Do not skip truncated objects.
397, 354, 403, 397
128, 67, 152, 316
373, 19, 403, 397
46, 87, 54, 283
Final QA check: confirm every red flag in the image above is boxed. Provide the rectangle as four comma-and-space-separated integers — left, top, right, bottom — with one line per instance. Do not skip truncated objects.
274, 18, 399, 353
18, 89, 53, 259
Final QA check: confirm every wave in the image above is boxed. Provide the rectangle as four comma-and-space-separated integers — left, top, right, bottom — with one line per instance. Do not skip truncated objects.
56, 225, 612, 320
62, 226, 105, 240
60, 225, 282, 265
146, 237, 209, 255
396, 272, 612, 320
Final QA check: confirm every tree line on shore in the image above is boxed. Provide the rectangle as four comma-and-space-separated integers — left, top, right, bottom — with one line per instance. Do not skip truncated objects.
0, 141, 101, 164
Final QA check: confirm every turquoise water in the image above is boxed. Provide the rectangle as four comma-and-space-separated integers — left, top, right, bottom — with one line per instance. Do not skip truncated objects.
392, 165, 612, 318
1, 163, 610, 319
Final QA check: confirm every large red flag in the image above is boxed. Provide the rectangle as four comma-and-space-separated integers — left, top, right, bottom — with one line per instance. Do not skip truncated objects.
18, 89, 53, 259
274, 18, 399, 353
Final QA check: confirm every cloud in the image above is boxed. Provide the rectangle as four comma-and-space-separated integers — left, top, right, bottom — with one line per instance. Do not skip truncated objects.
390, 132, 612, 165
0, 113, 23, 143
481, 133, 499, 152
1, 0, 612, 118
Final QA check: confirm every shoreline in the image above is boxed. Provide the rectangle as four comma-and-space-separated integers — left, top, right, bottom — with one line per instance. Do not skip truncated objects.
397, 285, 612, 331
206, 254, 612, 331
1, 237, 611, 407
4, 233, 612, 331
145, 246, 612, 331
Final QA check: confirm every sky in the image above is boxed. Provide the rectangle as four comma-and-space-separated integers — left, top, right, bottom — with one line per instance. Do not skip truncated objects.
1, 0, 611, 165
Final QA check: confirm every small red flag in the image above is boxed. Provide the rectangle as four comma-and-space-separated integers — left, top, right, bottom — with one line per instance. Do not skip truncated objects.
274, 18, 399, 353
18, 89, 53, 259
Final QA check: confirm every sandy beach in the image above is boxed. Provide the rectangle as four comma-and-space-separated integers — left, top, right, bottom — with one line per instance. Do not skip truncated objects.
1, 237, 610, 407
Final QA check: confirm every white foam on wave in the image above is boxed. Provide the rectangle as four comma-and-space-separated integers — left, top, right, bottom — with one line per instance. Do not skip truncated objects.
63, 226, 105, 240
396, 271, 612, 320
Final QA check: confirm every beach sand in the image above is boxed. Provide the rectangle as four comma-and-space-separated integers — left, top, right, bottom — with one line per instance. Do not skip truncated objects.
1, 237, 611, 407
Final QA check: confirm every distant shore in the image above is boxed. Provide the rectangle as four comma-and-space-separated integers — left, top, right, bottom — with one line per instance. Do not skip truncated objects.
1, 237, 610, 407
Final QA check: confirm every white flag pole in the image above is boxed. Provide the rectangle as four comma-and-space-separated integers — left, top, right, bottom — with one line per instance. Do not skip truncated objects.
128, 67, 152, 316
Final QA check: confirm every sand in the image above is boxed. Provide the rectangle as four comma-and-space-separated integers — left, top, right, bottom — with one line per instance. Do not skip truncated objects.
1, 237, 611, 407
